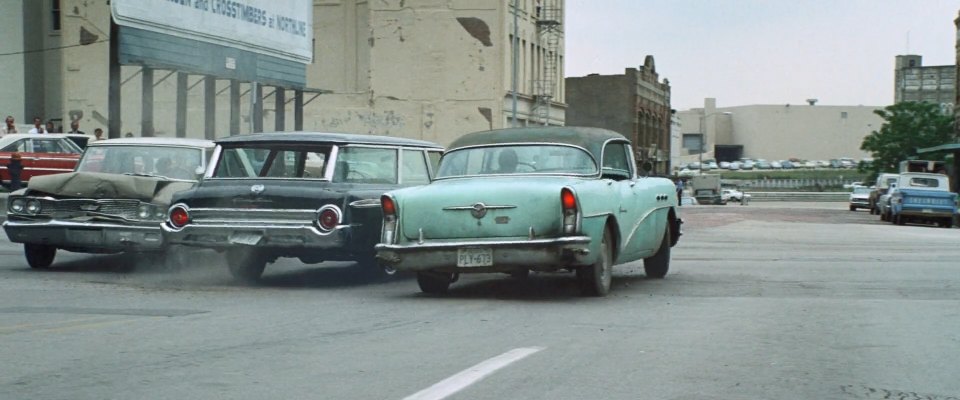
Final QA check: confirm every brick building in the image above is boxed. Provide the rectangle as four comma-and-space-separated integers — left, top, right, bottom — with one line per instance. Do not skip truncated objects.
565, 56, 672, 174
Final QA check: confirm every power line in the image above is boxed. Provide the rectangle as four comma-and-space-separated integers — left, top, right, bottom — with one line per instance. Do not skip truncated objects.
0, 39, 109, 57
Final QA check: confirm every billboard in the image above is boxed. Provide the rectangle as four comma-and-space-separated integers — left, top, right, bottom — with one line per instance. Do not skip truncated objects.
112, 0, 312, 64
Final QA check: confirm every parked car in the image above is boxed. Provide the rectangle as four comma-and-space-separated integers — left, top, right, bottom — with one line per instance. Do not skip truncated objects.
718, 161, 731, 169
741, 160, 755, 170
0, 133, 83, 184
680, 196, 699, 206
869, 173, 899, 215
721, 188, 749, 203
755, 159, 771, 169
728, 161, 741, 170
781, 160, 795, 169
161, 132, 443, 283
3, 137, 215, 268
375, 126, 682, 297
769, 160, 782, 169
843, 181, 864, 189
888, 173, 957, 228
848, 186, 872, 211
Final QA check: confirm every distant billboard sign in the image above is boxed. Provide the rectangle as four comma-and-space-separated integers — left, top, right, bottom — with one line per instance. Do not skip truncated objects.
112, 0, 312, 64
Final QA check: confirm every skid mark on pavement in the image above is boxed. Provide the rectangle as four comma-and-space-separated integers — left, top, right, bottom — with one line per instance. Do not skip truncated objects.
403, 347, 545, 400
841, 384, 960, 400
0, 316, 138, 335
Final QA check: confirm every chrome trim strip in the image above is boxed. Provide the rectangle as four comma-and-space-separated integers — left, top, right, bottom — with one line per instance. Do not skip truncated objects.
623, 205, 673, 246
188, 207, 318, 214
349, 199, 382, 208
443, 205, 517, 211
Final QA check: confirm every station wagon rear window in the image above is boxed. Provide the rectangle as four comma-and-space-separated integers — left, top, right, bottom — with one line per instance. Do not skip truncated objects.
436, 145, 597, 178
214, 144, 333, 179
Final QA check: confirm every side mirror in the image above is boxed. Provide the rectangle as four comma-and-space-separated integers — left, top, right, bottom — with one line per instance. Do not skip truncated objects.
194, 166, 206, 177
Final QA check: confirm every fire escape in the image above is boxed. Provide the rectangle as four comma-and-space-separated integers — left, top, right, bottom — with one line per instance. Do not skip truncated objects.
533, 0, 561, 126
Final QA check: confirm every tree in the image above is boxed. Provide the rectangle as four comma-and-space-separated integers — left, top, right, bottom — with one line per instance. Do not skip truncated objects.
860, 101, 956, 178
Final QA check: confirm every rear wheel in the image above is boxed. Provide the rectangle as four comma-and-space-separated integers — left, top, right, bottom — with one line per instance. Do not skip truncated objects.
417, 271, 454, 294
849, 205, 855, 211
942, 218, 953, 228
24, 244, 56, 269
226, 248, 267, 284
357, 254, 396, 281
644, 223, 672, 279
894, 214, 905, 226
578, 227, 613, 297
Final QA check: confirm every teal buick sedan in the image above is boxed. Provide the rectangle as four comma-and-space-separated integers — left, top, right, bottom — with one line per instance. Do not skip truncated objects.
375, 126, 682, 296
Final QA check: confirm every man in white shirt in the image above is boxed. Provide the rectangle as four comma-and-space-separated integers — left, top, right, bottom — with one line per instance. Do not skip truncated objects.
1, 116, 17, 136
27, 117, 46, 134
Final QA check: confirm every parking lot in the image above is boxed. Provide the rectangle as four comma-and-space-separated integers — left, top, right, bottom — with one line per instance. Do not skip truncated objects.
2, 202, 959, 400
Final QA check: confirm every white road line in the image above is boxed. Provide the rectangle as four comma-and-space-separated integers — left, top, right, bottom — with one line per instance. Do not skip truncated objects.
402, 346, 546, 400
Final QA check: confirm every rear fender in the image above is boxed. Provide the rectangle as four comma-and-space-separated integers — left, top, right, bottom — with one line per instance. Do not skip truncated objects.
580, 213, 618, 264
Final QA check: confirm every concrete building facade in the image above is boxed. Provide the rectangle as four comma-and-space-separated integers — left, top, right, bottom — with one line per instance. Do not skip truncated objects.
894, 55, 955, 110
0, 0, 565, 145
675, 98, 883, 166
565, 56, 672, 174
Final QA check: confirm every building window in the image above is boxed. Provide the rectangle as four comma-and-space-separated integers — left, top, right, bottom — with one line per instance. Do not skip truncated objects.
840, 111, 848, 119
51, 0, 61, 31
682, 134, 703, 152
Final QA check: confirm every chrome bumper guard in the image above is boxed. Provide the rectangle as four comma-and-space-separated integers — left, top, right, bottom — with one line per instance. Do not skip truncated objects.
2, 219, 165, 251
161, 221, 349, 249
374, 236, 592, 272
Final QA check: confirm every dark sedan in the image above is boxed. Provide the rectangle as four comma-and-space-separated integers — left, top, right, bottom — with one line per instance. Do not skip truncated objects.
161, 132, 443, 283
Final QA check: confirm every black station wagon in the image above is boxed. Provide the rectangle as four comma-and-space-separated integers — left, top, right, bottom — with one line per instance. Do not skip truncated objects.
161, 132, 443, 282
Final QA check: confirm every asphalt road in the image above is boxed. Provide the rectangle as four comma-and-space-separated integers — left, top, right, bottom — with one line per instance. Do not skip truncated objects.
1, 202, 959, 400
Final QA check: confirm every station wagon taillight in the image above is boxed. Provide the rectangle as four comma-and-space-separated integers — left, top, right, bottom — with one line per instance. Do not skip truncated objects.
561, 188, 578, 234
316, 205, 342, 233
168, 205, 190, 228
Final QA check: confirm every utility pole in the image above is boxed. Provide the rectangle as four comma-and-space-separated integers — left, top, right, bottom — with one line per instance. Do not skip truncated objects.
511, 0, 519, 127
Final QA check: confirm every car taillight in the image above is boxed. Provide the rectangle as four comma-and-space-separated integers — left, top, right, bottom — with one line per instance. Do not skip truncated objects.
561, 188, 578, 234
381, 195, 398, 243
316, 205, 342, 232
168, 206, 190, 228
381, 195, 396, 221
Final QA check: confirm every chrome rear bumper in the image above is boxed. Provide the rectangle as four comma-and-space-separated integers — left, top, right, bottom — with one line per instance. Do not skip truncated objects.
374, 236, 593, 272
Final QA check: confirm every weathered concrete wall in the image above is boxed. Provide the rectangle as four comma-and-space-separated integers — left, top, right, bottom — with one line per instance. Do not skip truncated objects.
565, 74, 633, 137
0, 1, 26, 123
38, 0, 567, 144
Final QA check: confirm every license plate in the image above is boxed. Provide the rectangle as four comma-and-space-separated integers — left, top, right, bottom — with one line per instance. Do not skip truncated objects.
457, 248, 492, 267
922, 209, 933, 213
229, 232, 263, 246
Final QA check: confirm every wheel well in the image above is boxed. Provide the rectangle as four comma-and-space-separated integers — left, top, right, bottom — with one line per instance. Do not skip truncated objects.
604, 216, 621, 263
668, 208, 680, 247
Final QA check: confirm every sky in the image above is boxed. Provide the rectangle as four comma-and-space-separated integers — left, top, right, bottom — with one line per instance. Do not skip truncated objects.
564, 0, 960, 110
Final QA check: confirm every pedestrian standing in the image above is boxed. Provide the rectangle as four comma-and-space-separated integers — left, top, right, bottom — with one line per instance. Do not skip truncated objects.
676, 179, 684, 205
93, 128, 104, 141
46, 120, 59, 133
1, 116, 17, 136
67, 120, 84, 135
27, 117, 45, 134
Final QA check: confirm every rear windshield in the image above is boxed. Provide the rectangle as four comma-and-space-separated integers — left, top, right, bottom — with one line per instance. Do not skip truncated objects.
436, 145, 597, 178
907, 177, 942, 188
213, 144, 333, 179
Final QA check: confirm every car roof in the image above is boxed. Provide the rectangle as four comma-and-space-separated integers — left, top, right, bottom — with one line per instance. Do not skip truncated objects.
0, 133, 80, 145
89, 137, 216, 148
447, 126, 629, 159
214, 131, 442, 149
